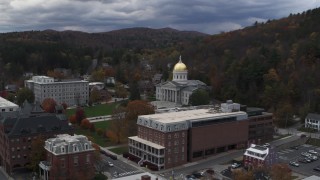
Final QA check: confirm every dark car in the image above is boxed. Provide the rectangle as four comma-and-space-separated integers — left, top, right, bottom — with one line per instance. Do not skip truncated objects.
110, 154, 118, 160
290, 146, 299, 150
298, 158, 310, 163
314, 166, 320, 172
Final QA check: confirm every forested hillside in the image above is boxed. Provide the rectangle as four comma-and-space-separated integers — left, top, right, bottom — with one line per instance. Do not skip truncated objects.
1, 8, 320, 126
175, 8, 320, 126
0, 27, 206, 78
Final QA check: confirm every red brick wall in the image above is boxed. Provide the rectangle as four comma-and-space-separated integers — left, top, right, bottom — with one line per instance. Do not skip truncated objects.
190, 120, 248, 161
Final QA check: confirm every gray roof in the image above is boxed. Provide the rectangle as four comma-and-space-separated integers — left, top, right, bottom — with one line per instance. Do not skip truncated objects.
3, 113, 72, 137
306, 113, 320, 120
1, 102, 72, 137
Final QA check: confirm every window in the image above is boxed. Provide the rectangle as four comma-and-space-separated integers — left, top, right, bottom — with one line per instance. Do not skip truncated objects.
73, 144, 78, 152
61, 158, 65, 167
74, 156, 78, 166
86, 154, 90, 164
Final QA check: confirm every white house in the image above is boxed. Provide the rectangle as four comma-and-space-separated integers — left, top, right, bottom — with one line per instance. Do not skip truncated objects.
305, 113, 320, 131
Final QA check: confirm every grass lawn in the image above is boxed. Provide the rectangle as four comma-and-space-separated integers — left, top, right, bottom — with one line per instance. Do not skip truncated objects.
297, 126, 317, 133
66, 102, 119, 117
109, 146, 128, 155
94, 121, 113, 130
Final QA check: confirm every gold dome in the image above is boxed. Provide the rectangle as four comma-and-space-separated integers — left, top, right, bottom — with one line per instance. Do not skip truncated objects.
173, 58, 187, 71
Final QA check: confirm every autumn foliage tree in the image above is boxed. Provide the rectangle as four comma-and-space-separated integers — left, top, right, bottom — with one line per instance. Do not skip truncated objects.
270, 163, 292, 180
69, 114, 77, 124
125, 100, 155, 136
81, 118, 91, 129
41, 98, 57, 113
109, 107, 126, 144
27, 136, 46, 172
75, 107, 86, 125
233, 169, 254, 180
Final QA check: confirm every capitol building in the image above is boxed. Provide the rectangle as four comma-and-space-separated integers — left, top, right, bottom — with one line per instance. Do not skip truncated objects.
155, 57, 207, 105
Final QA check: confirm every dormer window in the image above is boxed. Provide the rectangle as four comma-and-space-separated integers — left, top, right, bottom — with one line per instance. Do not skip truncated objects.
61, 146, 65, 153
84, 143, 89, 150
73, 144, 78, 152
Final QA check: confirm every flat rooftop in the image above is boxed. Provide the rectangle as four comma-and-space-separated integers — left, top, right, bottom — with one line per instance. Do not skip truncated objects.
0, 97, 18, 108
140, 109, 247, 124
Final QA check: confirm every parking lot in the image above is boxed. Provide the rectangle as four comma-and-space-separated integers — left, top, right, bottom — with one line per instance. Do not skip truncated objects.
278, 144, 320, 176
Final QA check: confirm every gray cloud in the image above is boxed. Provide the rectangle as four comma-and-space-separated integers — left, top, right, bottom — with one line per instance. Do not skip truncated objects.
0, 0, 319, 34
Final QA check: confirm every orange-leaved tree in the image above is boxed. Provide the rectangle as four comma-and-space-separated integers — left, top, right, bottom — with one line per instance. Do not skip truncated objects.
41, 98, 57, 113
80, 118, 91, 129
125, 100, 155, 136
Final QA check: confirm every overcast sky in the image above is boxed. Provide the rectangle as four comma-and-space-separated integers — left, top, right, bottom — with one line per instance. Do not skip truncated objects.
0, 0, 319, 34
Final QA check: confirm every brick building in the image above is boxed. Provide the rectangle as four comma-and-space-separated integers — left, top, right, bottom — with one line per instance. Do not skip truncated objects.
246, 107, 274, 144
0, 102, 73, 174
243, 144, 278, 169
39, 134, 95, 180
128, 101, 249, 170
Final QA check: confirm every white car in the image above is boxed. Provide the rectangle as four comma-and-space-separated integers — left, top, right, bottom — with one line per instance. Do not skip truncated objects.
309, 150, 318, 155
263, 143, 270, 147
231, 163, 241, 169
108, 161, 114, 167
289, 161, 299, 167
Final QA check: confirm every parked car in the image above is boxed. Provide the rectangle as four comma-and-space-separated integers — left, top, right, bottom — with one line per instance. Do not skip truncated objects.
263, 143, 270, 147
305, 158, 312, 163
309, 150, 318, 155
301, 152, 312, 157
289, 161, 299, 167
231, 162, 241, 169
290, 146, 299, 150
314, 166, 320, 172
309, 155, 318, 161
298, 158, 308, 163
299, 158, 311, 163
108, 161, 114, 167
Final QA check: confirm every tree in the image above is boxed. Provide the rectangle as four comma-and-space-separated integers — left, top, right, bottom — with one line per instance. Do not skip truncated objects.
81, 118, 91, 129
90, 87, 101, 104
270, 163, 292, 180
41, 98, 57, 113
109, 107, 126, 144
274, 102, 294, 127
16, 87, 35, 105
233, 169, 254, 180
61, 102, 68, 110
189, 89, 210, 106
90, 68, 105, 82
75, 107, 86, 125
69, 114, 77, 124
27, 136, 46, 172
125, 100, 154, 136
115, 83, 128, 98
129, 81, 140, 101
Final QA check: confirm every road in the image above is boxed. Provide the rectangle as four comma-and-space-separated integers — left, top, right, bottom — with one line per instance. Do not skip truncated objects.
100, 154, 142, 179
159, 150, 244, 179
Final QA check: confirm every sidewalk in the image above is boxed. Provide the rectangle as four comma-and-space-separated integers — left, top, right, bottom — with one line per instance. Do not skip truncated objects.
0, 166, 14, 180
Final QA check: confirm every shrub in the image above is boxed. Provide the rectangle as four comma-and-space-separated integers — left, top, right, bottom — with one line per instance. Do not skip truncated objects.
96, 128, 104, 136
80, 119, 91, 129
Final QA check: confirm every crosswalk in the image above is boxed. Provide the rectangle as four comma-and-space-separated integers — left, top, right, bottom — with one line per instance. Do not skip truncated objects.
114, 170, 141, 177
